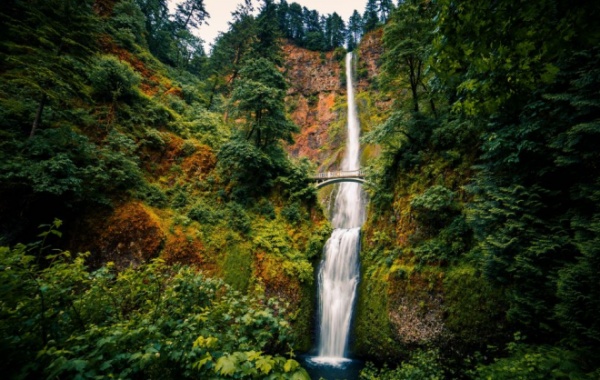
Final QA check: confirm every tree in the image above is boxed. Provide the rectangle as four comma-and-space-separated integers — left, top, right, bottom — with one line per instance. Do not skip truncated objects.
324, 13, 346, 50
207, 0, 256, 95
135, 0, 171, 59
174, 0, 208, 30
254, 0, 282, 63
363, 0, 380, 33
347, 10, 363, 50
381, 0, 436, 113
287, 3, 305, 42
0, 0, 99, 137
302, 7, 325, 50
230, 58, 297, 148
378, 0, 395, 22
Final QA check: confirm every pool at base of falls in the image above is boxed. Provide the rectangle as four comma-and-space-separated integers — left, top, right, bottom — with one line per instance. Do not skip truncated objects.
299, 355, 364, 380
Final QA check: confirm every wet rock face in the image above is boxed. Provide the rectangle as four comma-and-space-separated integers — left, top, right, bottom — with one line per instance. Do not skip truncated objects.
283, 44, 344, 165
282, 34, 383, 167
282, 44, 343, 96
356, 29, 384, 92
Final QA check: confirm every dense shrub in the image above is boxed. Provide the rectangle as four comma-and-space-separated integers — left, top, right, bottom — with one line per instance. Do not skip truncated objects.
89, 55, 141, 102
0, 224, 309, 379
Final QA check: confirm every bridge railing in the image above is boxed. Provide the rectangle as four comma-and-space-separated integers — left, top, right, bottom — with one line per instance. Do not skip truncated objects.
312, 170, 365, 179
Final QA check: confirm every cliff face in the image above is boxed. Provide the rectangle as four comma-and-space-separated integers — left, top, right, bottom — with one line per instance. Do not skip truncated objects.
282, 44, 344, 167
356, 29, 384, 92
282, 34, 385, 170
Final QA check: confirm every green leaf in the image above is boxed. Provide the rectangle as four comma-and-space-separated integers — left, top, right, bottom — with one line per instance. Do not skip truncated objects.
255, 356, 274, 374
283, 359, 299, 372
215, 355, 238, 376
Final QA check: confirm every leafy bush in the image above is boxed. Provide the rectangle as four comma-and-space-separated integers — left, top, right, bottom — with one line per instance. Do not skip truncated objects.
136, 182, 168, 208
226, 202, 252, 235
0, 224, 309, 379
360, 349, 444, 380
281, 202, 303, 224
410, 185, 457, 229
0, 127, 142, 205
470, 337, 587, 380
188, 201, 222, 225
89, 55, 141, 102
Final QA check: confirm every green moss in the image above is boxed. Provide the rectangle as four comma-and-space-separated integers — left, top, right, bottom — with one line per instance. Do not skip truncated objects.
222, 243, 253, 292
353, 264, 404, 361
443, 265, 509, 348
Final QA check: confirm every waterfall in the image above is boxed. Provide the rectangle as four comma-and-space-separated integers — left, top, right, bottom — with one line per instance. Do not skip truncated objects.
314, 52, 365, 365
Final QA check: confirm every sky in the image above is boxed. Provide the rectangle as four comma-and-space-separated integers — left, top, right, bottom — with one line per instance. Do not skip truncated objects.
168, 0, 369, 51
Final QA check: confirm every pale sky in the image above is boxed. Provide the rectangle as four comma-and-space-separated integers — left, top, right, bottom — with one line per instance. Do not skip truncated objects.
168, 0, 368, 51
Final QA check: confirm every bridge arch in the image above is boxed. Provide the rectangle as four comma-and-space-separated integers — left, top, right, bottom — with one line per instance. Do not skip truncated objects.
315, 177, 366, 189
311, 170, 367, 189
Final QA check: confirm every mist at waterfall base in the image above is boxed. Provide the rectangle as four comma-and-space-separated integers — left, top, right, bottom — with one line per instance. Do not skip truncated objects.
303, 52, 366, 379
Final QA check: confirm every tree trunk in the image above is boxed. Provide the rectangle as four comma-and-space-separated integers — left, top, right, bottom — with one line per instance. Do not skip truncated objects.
30, 93, 47, 138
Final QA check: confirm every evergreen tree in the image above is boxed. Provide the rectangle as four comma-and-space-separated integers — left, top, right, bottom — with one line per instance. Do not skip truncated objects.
287, 2, 305, 42
208, 0, 256, 93
347, 10, 363, 50
0, 0, 99, 137
381, 0, 436, 113
254, 0, 282, 63
135, 0, 172, 61
324, 13, 346, 50
276, 0, 290, 38
378, 0, 395, 22
302, 7, 325, 50
363, 0, 380, 33
174, 0, 208, 29
230, 58, 297, 148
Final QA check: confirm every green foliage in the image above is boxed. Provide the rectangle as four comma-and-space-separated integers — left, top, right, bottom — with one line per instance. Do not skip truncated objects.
226, 202, 252, 235
0, 226, 308, 379
108, 0, 147, 49
217, 137, 280, 198
411, 216, 472, 264
89, 55, 141, 102
230, 57, 298, 148
365, 0, 600, 375
470, 336, 588, 380
0, 127, 142, 204
281, 202, 304, 225
443, 265, 507, 347
360, 349, 444, 380
410, 185, 456, 227
136, 182, 169, 208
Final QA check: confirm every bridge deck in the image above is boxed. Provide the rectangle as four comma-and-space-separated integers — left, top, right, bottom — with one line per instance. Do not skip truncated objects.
310, 170, 365, 180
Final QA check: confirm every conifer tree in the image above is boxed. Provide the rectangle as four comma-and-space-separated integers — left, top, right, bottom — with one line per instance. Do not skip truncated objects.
363, 0, 380, 33
347, 10, 363, 50
0, 0, 99, 137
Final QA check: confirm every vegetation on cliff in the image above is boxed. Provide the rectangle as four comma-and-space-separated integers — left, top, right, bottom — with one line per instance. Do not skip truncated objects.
356, 0, 600, 378
0, 0, 329, 377
2, 0, 600, 378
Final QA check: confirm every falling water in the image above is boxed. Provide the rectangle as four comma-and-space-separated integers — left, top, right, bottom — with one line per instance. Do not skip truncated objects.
314, 52, 365, 366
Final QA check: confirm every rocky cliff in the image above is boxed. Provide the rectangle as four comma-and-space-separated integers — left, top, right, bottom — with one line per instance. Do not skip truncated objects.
282, 32, 386, 171
282, 44, 345, 168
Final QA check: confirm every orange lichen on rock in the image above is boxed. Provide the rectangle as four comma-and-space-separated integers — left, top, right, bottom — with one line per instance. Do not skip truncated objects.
357, 29, 384, 92
162, 230, 216, 274
73, 202, 165, 270
181, 144, 217, 181
254, 252, 302, 307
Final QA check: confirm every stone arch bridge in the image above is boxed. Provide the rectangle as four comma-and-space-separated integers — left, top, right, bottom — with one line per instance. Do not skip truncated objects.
310, 170, 366, 189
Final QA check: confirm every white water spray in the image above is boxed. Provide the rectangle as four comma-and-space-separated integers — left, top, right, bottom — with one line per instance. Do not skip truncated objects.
315, 53, 365, 365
